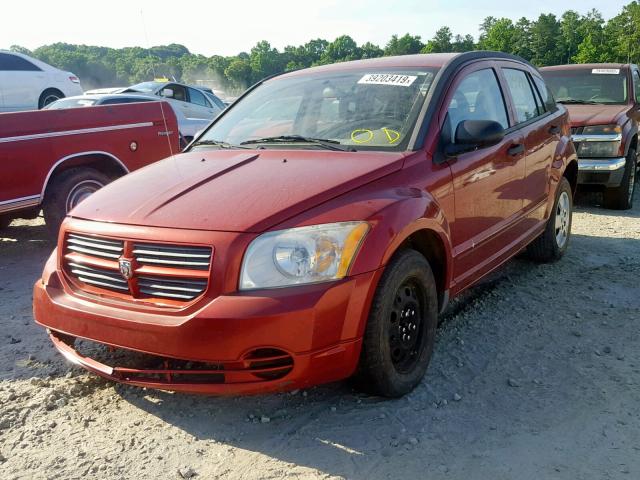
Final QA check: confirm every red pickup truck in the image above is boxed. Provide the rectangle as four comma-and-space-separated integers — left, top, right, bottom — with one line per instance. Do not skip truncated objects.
0, 102, 180, 236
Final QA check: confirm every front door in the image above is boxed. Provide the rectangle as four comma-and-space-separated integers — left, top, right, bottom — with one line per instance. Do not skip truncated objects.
441, 63, 527, 290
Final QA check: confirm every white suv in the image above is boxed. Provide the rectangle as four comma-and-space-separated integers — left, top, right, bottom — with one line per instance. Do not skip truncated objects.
0, 51, 83, 111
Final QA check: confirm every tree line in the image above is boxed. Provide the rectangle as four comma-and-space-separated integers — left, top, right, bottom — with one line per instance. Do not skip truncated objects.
9, 2, 640, 95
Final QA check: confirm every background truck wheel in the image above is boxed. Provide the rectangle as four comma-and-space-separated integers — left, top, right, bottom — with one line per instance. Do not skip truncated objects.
38, 88, 64, 109
354, 249, 438, 398
527, 176, 573, 263
603, 148, 636, 210
0, 215, 14, 230
43, 168, 112, 239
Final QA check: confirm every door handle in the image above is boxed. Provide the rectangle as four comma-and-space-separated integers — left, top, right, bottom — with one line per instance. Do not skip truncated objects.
507, 144, 525, 156
549, 125, 561, 135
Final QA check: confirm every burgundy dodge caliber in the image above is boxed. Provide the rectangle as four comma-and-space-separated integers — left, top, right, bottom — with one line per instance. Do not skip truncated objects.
34, 52, 578, 397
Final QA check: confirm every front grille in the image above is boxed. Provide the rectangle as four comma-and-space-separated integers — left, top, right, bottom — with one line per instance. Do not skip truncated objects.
63, 232, 212, 305
133, 243, 211, 270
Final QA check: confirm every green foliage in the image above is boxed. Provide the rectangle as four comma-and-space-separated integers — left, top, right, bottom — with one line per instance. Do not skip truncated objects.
13, 2, 640, 95
385, 34, 424, 55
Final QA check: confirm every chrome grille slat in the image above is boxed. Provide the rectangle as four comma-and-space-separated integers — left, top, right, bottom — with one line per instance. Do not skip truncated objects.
138, 276, 206, 300
77, 277, 129, 291
68, 234, 123, 247
67, 245, 122, 259
69, 263, 127, 284
135, 257, 210, 267
68, 238, 123, 252
138, 288, 195, 300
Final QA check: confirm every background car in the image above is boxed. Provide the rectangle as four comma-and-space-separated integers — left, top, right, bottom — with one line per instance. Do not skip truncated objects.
0, 50, 83, 111
45, 93, 211, 143
119, 81, 223, 120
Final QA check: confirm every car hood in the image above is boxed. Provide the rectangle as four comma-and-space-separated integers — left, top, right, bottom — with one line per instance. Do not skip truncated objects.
565, 104, 631, 127
71, 149, 407, 232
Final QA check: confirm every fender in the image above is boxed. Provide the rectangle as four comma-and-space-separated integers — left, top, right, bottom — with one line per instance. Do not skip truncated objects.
40, 151, 129, 201
621, 118, 638, 156
546, 121, 578, 216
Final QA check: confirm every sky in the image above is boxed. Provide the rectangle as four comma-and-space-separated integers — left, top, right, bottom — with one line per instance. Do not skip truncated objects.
0, 0, 630, 56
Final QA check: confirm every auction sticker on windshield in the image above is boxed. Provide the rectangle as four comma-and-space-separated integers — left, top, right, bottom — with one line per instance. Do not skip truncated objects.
592, 68, 620, 75
358, 74, 417, 86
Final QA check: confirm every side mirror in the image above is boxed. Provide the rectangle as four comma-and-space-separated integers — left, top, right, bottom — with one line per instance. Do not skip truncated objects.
161, 88, 174, 98
445, 120, 505, 156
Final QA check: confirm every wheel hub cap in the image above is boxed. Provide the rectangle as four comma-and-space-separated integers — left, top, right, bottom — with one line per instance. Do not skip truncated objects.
554, 191, 570, 249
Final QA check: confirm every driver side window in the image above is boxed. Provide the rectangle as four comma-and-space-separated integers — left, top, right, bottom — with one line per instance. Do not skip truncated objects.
446, 69, 509, 143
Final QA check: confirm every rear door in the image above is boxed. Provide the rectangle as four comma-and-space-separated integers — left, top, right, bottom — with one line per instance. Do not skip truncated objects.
0, 53, 44, 111
187, 87, 218, 119
442, 62, 527, 288
499, 63, 561, 221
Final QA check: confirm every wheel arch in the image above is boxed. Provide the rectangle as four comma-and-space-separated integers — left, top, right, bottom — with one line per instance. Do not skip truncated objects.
41, 151, 129, 201
379, 220, 453, 314
563, 158, 579, 196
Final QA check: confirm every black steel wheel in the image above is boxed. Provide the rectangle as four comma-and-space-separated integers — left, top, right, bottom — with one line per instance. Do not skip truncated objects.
354, 249, 438, 398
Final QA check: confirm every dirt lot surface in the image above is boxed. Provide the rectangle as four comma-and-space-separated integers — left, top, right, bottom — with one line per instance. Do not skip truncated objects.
1, 190, 639, 480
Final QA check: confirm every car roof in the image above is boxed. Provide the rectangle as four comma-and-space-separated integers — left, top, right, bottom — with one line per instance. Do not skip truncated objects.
540, 63, 629, 71
275, 52, 535, 81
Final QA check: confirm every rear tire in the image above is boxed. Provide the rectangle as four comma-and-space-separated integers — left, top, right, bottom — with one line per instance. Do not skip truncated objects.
43, 168, 112, 240
354, 249, 438, 398
527, 176, 573, 263
38, 88, 64, 109
603, 148, 636, 210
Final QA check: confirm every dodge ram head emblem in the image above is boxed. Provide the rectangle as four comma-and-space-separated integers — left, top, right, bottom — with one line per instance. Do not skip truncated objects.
119, 259, 133, 280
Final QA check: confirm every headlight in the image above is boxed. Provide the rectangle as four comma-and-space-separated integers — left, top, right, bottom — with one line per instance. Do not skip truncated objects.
577, 141, 621, 158
240, 222, 369, 290
582, 124, 621, 135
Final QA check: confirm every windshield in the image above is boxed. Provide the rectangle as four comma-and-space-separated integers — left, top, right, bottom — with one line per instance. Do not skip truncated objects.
127, 81, 163, 93
542, 68, 628, 105
195, 68, 438, 151
45, 98, 97, 109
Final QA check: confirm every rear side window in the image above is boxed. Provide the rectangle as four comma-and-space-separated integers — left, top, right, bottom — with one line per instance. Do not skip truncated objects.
532, 75, 557, 112
0, 53, 41, 71
445, 68, 509, 142
188, 88, 208, 107
503, 68, 541, 124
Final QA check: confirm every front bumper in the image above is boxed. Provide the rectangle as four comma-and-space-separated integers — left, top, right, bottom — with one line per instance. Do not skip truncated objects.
577, 157, 626, 187
33, 265, 380, 394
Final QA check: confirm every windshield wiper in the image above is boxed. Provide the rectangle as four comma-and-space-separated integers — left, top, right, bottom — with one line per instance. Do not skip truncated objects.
557, 99, 599, 105
190, 139, 249, 149
240, 135, 356, 152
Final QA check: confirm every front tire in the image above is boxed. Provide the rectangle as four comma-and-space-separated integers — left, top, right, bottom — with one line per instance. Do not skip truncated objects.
43, 168, 112, 239
354, 249, 438, 397
527, 176, 573, 263
603, 148, 636, 210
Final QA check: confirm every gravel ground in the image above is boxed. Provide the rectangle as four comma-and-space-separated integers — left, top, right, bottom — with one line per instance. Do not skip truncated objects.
1, 190, 639, 480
